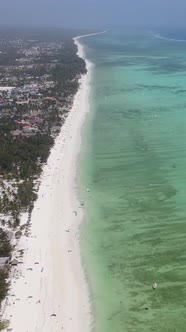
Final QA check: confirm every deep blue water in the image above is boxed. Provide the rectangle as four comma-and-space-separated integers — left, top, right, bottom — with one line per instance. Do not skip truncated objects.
156, 28, 186, 41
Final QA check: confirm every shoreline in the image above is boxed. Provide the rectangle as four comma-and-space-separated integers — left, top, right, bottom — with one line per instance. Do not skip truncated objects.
1, 33, 96, 332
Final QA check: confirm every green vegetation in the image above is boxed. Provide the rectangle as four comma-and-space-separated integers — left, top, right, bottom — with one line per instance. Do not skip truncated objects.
0, 229, 11, 257
0, 229, 11, 305
17, 180, 37, 210
0, 320, 9, 331
0, 122, 53, 177
0, 122, 53, 225
0, 270, 9, 304
52, 40, 87, 83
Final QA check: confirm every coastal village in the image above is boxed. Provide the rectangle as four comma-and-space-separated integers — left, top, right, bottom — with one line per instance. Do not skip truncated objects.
0, 39, 79, 138
0, 28, 87, 328
0, 82, 73, 137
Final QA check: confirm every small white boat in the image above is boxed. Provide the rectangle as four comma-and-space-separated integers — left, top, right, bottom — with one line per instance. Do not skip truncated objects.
152, 282, 158, 289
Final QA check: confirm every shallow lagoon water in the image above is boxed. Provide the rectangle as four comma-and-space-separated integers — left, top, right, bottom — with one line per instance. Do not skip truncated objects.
79, 30, 186, 332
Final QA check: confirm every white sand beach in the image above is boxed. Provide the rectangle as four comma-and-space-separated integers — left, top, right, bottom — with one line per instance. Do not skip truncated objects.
1, 35, 93, 332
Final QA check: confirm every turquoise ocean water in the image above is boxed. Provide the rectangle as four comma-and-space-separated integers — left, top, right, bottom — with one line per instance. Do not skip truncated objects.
79, 29, 186, 332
